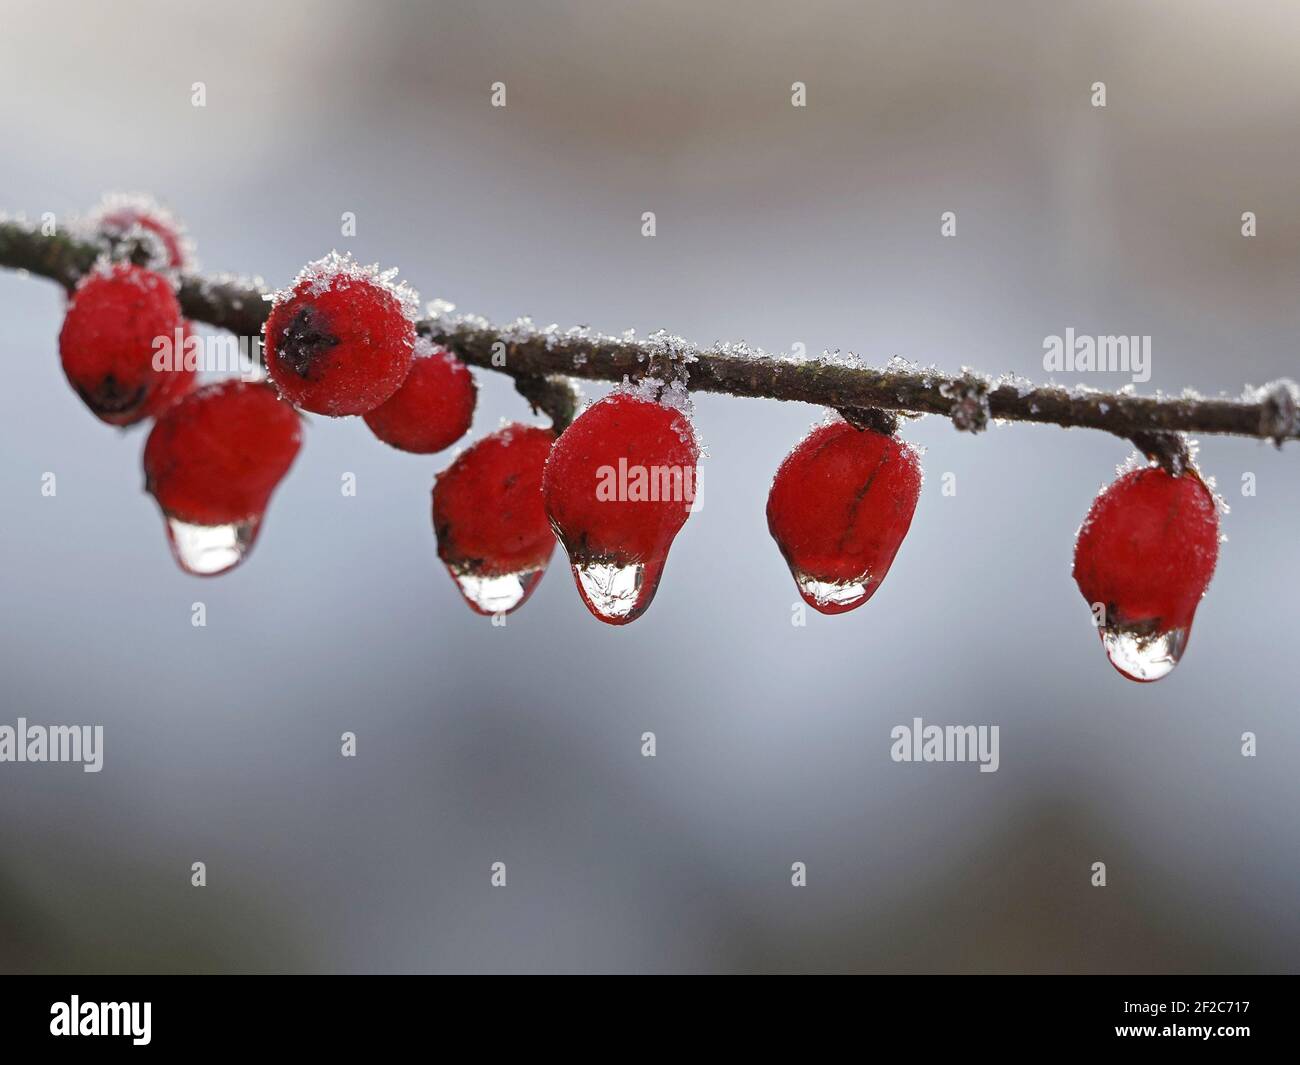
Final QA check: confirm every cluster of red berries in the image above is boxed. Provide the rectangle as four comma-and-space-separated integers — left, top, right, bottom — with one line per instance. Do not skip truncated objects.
440, 386, 1220, 686
51, 195, 1222, 682
56, 202, 479, 574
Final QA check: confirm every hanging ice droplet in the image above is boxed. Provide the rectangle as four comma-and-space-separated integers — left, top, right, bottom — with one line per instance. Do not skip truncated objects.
573, 560, 644, 621
165, 515, 259, 576
1100, 625, 1188, 683
794, 572, 873, 614
570, 556, 667, 625
451, 567, 544, 615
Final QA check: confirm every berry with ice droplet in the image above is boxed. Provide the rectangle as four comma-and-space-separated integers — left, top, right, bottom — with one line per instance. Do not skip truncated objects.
432, 424, 556, 614
1072, 463, 1220, 682
263, 251, 418, 417
58, 263, 183, 426
143, 380, 302, 576
542, 390, 699, 624
766, 418, 922, 614
87, 192, 195, 271
364, 340, 476, 453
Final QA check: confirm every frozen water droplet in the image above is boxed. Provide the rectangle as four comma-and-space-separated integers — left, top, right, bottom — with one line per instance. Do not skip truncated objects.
574, 560, 642, 620
792, 567, 881, 615
1100, 625, 1188, 682
165, 515, 258, 576
451, 567, 544, 615
571, 556, 665, 625
795, 572, 874, 614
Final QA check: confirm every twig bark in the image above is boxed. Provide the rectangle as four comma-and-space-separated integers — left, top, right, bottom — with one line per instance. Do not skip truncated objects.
2, 218, 1296, 444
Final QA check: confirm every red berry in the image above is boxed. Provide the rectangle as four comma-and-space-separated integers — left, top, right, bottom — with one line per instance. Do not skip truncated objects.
263, 252, 417, 417
542, 390, 699, 624
142, 319, 199, 417
364, 341, 476, 453
1073, 464, 1220, 682
59, 263, 183, 426
432, 424, 556, 614
143, 380, 302, 575
766, 419, 922, 614
89, 192, 194, 271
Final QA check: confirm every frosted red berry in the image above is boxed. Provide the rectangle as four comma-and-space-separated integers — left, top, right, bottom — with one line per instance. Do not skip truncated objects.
766, 420, 922, 614
542, 391, 699, 624
264, 252, 417, 417
59, 263, 183, 426
88, 192, 194, 271
364, 341, 476, 453
1073, 464, 1219, 682
433, 424, 556, 615
143, 380, 302, 575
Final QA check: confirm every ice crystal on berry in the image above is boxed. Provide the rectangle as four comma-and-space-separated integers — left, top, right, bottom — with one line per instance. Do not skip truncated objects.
269, 250, 420, 323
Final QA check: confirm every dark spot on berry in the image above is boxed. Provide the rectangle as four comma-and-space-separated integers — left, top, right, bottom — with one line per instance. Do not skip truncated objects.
279, 305, 339, 378
79, 373, 147, 416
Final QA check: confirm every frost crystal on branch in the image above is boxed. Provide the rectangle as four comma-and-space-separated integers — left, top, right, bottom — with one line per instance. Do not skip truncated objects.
1, 217, 1297, 443
266, 249, 420, 323
1252, 378, 1300, 445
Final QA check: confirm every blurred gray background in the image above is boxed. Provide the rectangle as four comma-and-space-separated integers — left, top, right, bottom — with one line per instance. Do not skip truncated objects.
1, 0, 1297, 973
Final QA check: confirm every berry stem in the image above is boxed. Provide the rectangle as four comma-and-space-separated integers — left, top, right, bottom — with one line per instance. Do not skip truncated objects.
511, 375, 580, 433
838, 407, 902, 435
1127, 431, 1191, 476
2, 217, 1297, 444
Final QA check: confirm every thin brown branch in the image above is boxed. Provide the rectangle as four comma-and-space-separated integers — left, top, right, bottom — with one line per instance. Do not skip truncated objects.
2, 217, 1297, 444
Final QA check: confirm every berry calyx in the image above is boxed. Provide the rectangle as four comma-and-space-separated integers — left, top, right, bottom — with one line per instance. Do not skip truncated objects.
542, 389, 699, 625
143, 380, 302, 576
58, 263, 184, 426
432, 424, 556, 615
364, 339, 476, 453
87, 192, 195, 271
766, 418, 923, 614
1072, 463, 1220, 682
263, 252, 418, 417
